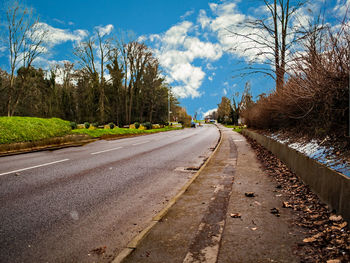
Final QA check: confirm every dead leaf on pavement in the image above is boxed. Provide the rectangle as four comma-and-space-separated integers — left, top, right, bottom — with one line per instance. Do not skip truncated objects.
303, 237, 317, 243
329, 215, 342, 222
282, 201, 293, 208
303, 232, 323, 243
270, 208, 280, 216
245, 192, 255, 197
90, 246, 106, 255
230, 213, 241, 218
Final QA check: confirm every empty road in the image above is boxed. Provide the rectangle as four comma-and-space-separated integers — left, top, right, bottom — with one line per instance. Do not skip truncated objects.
0, 125, 219, 263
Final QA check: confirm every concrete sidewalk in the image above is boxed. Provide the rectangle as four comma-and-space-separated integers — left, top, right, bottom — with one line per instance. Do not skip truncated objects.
120, 125, 305, 263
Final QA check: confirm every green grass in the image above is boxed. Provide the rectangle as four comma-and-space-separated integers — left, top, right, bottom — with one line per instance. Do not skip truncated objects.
0, 116, 71, 144
224, 125, 245, 133
0, 116, 182, 145
71, 126, 182, 138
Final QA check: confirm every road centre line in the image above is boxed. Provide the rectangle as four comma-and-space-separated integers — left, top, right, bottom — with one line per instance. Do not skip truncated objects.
132, 140, 150, 146
90, 146, 123, 155
0, 159, 70, 176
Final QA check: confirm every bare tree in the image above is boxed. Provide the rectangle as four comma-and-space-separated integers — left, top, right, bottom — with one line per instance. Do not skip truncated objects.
116, 40, 152, 124
5, 0, 47, 116
74, 29, 111, 123
229, 0, 304, 92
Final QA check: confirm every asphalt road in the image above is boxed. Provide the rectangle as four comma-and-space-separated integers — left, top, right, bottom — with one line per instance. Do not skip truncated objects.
0, 125, 219, 263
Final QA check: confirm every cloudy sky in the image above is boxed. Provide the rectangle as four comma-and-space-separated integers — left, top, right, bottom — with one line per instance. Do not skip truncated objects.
0, 0, 347, 118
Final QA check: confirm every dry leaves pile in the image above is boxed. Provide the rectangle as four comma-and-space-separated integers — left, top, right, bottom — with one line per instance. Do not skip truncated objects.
246, 136, 350, 262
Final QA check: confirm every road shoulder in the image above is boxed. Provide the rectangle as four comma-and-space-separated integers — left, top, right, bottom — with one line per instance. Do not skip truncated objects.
218, 128, 305, 262
118, 125, 306, 262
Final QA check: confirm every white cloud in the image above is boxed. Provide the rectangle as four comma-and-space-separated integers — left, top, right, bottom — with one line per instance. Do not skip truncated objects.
95, 24, 114, 36
198, 10, 211, 29
163, 21, 192, 47
0, 45, 6, 55
149, 20, 223, 99
334, 0, 350, 17
33, 22, 88, 46
137, 35, 146, 42
53, 18, 65, 25
181, 10, 195, 20
223, 88, 227, 95
203, 108, 217, 118
206, 63, 216, 70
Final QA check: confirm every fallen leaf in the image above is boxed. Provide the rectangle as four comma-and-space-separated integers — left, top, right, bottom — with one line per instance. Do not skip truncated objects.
270, 208, 279, 214
313, 220, 327, 226
310, 214, 320, 219
254, 201, 262, 206
282, 202, 293, 208
230, 213, 241, 218
245, 192, 255, 197
331, 226, 341, 231
251, 227, 257, 231
303, 237, 316, 243
338, 221, 347, 229
327, 259, 341, 263
329, 215, 342, 222
303, 233, 323, 243
90, 246, 107, 255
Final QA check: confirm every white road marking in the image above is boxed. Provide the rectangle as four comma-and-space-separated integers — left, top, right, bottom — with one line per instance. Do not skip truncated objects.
132, 140, 150, 146
91, 147, 123, 155
0, 159, 70, 176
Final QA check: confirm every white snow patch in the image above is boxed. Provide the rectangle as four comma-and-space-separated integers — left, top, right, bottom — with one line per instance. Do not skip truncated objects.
267, 133, 350, 177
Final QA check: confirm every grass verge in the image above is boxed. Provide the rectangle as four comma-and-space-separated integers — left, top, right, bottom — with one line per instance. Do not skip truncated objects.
0, 116, 71, 144
71, 126, 182, 138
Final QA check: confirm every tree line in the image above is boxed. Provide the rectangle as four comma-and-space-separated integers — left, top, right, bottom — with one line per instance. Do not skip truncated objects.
0, 1, 190, 126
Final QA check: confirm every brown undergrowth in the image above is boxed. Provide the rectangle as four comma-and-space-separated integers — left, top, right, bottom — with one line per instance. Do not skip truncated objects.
242, 20, 349, 141
245, 135, 350, 262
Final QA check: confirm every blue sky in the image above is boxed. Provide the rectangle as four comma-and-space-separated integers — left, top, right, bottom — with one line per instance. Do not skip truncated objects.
0, 0, 347, 118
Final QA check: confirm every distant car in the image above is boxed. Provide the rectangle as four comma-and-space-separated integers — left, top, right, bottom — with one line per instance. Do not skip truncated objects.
209, 119, 215, 124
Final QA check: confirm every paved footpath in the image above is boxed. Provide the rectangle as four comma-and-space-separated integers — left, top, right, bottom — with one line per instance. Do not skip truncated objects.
121, 125, 306, 263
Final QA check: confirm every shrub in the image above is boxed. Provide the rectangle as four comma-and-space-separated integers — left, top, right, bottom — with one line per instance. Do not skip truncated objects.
70, 122, 77, 130
92, 122, 99, 128
109, 123, 115, 129
143, 122, 152, 130
84, 122, 90, 129
134, 122, 140, 129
